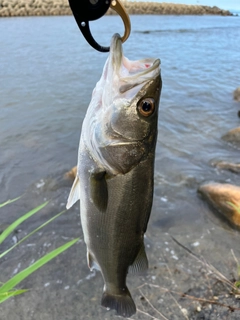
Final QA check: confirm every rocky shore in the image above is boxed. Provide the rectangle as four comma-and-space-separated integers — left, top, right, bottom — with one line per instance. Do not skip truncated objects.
0, 0, 233, 18
108, 1, 233, 16
197, 88, 240, 230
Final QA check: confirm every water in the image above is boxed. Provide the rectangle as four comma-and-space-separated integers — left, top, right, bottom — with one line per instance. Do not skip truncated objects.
1, 15, 240, 319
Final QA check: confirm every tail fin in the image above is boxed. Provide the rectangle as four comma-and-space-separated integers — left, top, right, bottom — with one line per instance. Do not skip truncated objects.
101, 287, 136, 318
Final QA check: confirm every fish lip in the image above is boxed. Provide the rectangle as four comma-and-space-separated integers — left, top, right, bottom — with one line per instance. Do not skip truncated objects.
109, 33, 123, 70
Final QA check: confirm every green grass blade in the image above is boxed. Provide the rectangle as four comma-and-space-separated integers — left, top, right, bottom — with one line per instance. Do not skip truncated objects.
0, 201, 49, 245
0, 210, 66, 259
0, 196, 22, 209
227, 202, 240, 212
0, 290, 28, 303
0, 238, 79, 295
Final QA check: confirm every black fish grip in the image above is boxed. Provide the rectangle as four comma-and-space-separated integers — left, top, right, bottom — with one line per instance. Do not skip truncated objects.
68, 0, 131, 52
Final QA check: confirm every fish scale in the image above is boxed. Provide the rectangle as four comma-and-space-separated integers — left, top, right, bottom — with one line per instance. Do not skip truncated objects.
67, 33, 161, 318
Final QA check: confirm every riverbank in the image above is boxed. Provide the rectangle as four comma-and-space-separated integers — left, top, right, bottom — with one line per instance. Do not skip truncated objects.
1, 14, 240, 320
0, 0, 233, 17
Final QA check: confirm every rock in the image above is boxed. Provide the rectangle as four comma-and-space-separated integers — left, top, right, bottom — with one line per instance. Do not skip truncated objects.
234, 87, 240, 102
0, 0, 233, 17
211, 160, 240, 173
222, 127, 240, 147
64, 166, 77, 181
198, 182, 240, 228
108, 1, 232, 16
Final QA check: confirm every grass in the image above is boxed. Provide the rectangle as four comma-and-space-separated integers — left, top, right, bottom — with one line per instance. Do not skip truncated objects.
0, 196, 79, 303
227, 202, 240, 213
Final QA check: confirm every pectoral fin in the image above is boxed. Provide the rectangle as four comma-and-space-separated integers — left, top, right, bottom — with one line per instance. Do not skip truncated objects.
90, 171, 108, 212
66, 175, 80, 209
128, 242, 148, 274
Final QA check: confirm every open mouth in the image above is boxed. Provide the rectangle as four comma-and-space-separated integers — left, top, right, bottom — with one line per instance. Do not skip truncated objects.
107, 34, 160, 95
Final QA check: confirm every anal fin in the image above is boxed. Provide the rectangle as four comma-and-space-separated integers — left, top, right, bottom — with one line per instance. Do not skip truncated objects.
87, 251, 100, 271
66, 175, 80, 209
128, 242, 148, 274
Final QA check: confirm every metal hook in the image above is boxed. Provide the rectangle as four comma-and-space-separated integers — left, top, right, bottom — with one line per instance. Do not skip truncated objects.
110, 0, 131, 44
68, 0, 131, 52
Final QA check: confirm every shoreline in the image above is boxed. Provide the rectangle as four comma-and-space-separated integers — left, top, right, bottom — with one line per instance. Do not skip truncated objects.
0, 0, 233, 18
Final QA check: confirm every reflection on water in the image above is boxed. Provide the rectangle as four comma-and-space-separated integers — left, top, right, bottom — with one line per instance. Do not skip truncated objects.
0, 14, 240, 319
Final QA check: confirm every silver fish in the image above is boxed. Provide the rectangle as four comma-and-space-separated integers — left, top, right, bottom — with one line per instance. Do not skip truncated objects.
67, 33, 162, 318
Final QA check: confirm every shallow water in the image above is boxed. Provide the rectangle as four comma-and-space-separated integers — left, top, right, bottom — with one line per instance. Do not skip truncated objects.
1, 15, 240, 319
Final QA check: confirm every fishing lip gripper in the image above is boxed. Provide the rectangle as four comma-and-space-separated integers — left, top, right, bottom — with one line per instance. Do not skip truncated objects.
68, 0, 131, 52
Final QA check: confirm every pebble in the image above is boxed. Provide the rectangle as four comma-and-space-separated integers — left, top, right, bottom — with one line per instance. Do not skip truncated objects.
192, 241, 200, 247
181, 308, 188, 317
196, 306, 202, 312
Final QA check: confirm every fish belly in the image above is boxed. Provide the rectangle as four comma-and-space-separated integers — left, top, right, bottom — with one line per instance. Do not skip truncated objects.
78, 143, 155, 317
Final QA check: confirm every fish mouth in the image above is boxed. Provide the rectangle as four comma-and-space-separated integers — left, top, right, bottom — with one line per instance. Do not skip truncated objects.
109, 34, 160, 94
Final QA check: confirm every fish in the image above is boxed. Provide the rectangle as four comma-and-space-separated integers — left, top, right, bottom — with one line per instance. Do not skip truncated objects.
67, 33, 162, 318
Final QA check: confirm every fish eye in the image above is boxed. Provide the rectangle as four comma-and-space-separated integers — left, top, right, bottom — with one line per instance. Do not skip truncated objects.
137, 98, 155, 117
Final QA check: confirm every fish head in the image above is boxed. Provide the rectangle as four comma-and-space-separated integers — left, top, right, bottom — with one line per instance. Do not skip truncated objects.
84, 34, 162, 174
